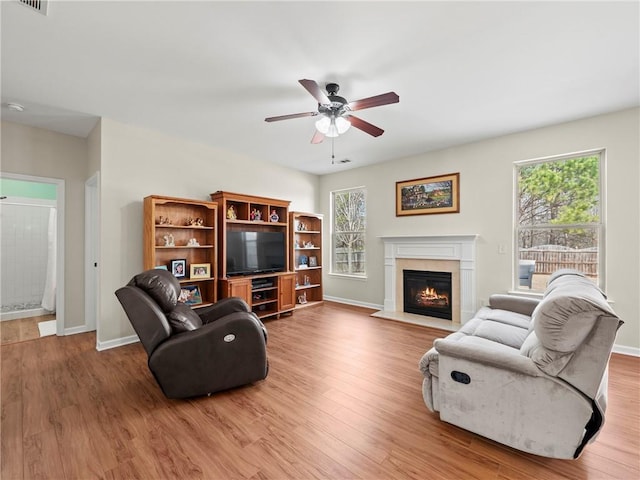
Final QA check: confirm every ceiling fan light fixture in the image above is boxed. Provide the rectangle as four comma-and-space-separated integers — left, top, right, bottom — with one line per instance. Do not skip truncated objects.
315, 115, 351, 137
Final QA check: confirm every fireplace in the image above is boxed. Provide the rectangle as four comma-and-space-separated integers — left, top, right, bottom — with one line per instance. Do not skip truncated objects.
375, 235, 477, 327
403, 270, 452, 320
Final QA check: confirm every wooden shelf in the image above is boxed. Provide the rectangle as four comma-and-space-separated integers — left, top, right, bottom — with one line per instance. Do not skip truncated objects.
293, 300, 323, 310
290, 212, 323, 308
220, 271, 295, 320
144, 195, 218, 306
155, 225, 214, 230
155, 245, 214, 249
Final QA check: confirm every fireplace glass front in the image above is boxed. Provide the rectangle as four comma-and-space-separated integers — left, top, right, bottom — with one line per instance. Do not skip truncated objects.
403, 270, 452, 320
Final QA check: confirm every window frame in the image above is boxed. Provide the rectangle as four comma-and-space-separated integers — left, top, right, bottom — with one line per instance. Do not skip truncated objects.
513, 149, 606, 292
330, 186, 367, 278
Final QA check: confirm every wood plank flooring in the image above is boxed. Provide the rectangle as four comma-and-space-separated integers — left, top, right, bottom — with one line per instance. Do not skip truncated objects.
1, 314, 55, 346
1, 302, 639, 479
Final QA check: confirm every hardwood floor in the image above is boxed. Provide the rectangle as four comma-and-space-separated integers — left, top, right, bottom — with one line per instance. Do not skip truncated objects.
1, 302, 638, 479
0, 314, 55, 346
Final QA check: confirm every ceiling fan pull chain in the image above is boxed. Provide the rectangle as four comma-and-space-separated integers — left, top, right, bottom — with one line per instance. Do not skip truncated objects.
331, 136, 335, 163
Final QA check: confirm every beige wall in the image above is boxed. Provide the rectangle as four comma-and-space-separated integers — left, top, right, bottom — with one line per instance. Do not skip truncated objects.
1, 122, 88, 329
3, 108, 638, 351
97, 118, 319, 345
319, 108, 640, 350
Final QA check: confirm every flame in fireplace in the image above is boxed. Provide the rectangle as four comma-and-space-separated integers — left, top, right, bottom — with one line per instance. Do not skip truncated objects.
416, 287, 449, 307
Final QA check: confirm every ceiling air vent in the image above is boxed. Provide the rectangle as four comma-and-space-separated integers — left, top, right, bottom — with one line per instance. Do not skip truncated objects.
18, 0, 49, 15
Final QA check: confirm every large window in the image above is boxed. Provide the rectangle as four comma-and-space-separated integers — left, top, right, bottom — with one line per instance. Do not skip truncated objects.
515, 150, 604, 292
331, 187, 366, 276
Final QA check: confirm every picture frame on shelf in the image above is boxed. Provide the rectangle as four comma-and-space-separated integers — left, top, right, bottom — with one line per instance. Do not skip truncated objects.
190, 263, 210, 279
170, 258, 187, 278
178, 285, 203, 305
309, 256, 318, 267
396, 172, 460, 216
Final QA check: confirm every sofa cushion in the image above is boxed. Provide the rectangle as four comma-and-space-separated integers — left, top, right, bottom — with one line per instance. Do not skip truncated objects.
458, 307, 530, 349
476, 307, 532, 330
167, 304, 203, 333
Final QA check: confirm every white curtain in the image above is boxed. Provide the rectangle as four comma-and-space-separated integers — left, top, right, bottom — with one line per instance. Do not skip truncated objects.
41, 207, 56, 312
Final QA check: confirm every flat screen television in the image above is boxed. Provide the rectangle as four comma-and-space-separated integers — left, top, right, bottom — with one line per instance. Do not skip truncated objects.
226, 231, 286, 276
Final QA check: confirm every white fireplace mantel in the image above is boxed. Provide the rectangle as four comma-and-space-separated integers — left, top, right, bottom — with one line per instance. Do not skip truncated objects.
379, 234, 478, 324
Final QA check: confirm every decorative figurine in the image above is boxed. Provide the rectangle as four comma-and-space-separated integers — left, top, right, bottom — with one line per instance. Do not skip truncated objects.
269, 209, 279, 222
298, 254, 308, 268
163, 234, 175, 247
227, 205, 237, 220
187, 217, 204, 226
304, 241, 315, 248
187, 238, 200, 246
158, 216, 172, 225
250, 208, 262, 221
298, 292, 307, 304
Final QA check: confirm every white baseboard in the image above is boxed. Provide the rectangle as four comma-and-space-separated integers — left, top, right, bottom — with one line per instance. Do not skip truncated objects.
612, 344, 640, 357
64, 325, 92, 336
1, 307, 51, 321
323, 295, 383, 311
96, 334, 139, 351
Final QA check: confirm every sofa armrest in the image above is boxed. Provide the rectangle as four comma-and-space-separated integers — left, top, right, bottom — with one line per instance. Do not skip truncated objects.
489, 294, 540, 317
434, 337, 542, 377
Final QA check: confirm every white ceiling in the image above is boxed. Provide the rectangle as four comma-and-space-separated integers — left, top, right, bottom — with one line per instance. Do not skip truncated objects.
1, 1, 638, 175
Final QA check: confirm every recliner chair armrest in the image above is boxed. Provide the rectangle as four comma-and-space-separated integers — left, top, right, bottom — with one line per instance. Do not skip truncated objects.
434, 337, 542, 377
197, 297, 251, 324
489, 294, 540, 317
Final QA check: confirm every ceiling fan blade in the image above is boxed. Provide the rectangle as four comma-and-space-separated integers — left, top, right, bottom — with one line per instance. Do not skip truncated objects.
265, 111, 317, 122
299, 79, 331, 105
347, 115, 384, 137
311, 130, 325, 144
348, 92, 399, 111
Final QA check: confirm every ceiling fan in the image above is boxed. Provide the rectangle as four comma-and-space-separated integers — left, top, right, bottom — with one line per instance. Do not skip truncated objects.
265, 79, 399, 144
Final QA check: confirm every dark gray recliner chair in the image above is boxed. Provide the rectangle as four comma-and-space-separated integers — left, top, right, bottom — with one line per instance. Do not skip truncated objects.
115, 269, 268, 399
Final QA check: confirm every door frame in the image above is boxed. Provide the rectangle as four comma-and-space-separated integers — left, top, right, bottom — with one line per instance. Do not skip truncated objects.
0, 172, 65, 335
84, 173, 100, 333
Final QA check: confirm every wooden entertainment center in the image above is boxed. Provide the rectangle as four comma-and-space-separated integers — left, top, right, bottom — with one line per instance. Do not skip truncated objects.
144, 192, 323, 320
210, 191, 300, 319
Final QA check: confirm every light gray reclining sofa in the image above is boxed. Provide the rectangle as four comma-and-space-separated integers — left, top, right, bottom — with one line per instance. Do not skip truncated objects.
419, 270, 623, 459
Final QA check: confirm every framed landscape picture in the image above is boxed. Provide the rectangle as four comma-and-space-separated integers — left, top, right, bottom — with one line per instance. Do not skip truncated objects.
396, 172, 460, 216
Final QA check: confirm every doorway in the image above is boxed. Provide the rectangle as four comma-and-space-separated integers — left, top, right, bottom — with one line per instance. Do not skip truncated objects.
0, 172, 65, 341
